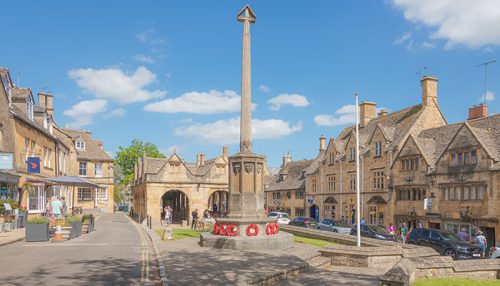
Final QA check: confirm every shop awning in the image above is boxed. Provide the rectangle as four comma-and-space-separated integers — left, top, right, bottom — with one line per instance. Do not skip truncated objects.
44, 176, 102, 188
323, 197, 337, 204
367, 195, 387, 204
0, 170, 20, 184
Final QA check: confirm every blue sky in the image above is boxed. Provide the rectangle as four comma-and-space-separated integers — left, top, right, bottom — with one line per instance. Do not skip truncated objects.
1, 1, 499, 167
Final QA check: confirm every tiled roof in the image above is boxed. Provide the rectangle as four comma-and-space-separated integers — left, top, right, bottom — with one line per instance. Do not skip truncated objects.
10, 105, 59, 142
143, 154, 226, 177
304, 150, 325, 175
268, 159, 313, 191
467, 114, 500, 161
62, 129, 113, 161
11, 87, 32, 100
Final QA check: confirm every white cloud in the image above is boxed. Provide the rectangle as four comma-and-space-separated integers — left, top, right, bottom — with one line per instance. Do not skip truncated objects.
68, 66, 166, 104
314, 104, 390, 126
391, 0, 500, 49
267, 93, 310, 111
175, 117, 303, 144
394, 31, 414, 49
259, 84, 270, 93
144, 90, 255, 114
105, 108, 126, 118
421, 41, 436, 49
480, 91, 495, 102
63, 99, 108, 128
137, 28, 166, 44
133, 54, 155, 64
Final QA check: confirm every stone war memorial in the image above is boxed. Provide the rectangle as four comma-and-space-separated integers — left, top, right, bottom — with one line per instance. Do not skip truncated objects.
200, 4, 293, 250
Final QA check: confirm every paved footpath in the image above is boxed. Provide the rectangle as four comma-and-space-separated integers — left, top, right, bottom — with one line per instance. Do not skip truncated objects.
0, 213, 159, 286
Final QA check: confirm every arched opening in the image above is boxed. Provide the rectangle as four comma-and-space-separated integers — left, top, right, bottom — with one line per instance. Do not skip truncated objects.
161, 190, 189, 223
310, 204, 320, 221
207, 190, 228, 218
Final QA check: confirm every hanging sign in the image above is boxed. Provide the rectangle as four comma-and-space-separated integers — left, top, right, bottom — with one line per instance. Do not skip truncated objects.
27, 157, 41, 173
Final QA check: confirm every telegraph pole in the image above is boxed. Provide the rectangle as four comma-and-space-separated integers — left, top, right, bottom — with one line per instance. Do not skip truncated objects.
355, 91, 361, 247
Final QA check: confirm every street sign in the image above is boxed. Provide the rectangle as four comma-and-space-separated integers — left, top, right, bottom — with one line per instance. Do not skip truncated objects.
306, 198, 313, 204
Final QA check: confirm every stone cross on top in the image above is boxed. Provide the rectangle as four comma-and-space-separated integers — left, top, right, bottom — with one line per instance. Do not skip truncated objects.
237, 4, 256, 153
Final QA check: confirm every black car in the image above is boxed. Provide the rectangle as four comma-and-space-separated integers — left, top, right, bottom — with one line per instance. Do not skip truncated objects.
289, 217, 318, 228
408, 228, 482, 260
349, 224, 394, 241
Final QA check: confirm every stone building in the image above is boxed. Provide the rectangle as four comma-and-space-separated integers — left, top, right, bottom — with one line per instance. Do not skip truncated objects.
0, 67, 75, 215
305, 76, 447, 223
132, 147, 230, 225
391, 106, 500, 244
265, 153, 312, 217
62, 129, 115, 213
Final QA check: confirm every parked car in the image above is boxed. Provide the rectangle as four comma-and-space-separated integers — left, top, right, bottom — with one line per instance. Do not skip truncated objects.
490, 242, 500, 259
288, 217, 318, 228
349, 224, 394, 241
317, 219, 351, 234
407, 228, 482, 260
267, 212, 290, 224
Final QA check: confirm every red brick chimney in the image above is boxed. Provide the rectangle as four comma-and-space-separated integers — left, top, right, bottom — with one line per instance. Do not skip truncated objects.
468, 104, 488, 120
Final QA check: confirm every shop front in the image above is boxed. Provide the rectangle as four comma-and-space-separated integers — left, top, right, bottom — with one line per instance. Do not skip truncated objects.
0, 171, 20, 201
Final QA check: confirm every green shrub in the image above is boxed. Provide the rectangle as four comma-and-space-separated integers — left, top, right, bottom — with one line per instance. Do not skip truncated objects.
28, 217, 49, 224
82, 214, 94, 223
0, 199, 19, 212
66, 215, 81, 223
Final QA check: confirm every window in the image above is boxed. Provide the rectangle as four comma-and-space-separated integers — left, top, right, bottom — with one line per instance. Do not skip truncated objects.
95, 163, 103, 177
79, 162, 87, 176
295, 208, 305, 217
287, 191, 291, 199
397, 189, 425, 201
76, 140, 86, 151
312, 179, 317, 193
295, 190, 305, 199
470, 151, 477, 164
373, 171, 384, 190
375, 141, 382, 157
27, 185, 45, 213
443, 185, 486, 201
26, 98, 34, 120
169, 163, 181, 174
78, 188, 92, 200
279, 174, 287, 181
327, 176, 334, 192
43, 148, 52, 168
349, 148, 356, 161
329, 152, 334, 165
401, 157, 419, 171
349, 174, 356, 191
25, 138, 30, 162
272, 192, 281, 200
98, 188, 107, 200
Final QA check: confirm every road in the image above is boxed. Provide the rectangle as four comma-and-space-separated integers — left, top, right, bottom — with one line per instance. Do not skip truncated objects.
0, 213, 159, 286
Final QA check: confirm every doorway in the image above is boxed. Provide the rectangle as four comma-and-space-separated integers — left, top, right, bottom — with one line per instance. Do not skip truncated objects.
310, 205, 319, 221
208, 190, 228, 218
161, 190, 189, 223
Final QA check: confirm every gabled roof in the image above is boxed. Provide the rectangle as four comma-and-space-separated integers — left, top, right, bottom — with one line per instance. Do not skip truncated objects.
268, 159, 313, 191
304, 150, 326, 175
415, 123, 463, 167
62, 129, 113, 161
142, 152, 227, 177
466, 114, 500, 162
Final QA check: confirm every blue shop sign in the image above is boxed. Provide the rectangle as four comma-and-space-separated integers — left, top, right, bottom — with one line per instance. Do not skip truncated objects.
27, 157, 41, 174
0, 153, 13, 170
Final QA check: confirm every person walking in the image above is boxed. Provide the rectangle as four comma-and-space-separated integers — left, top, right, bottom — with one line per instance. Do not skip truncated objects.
361, 217, 366, 225
475, 231, 487, 258
387, 223, 396, 242
164, 206, 172, 225
191, 209, 199, 230
458, 228, 469, 242
51, 197, 64, 226
400, 223, 408, 244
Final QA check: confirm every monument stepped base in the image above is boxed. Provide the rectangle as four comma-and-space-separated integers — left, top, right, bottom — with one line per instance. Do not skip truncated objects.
200, 231, 294, 251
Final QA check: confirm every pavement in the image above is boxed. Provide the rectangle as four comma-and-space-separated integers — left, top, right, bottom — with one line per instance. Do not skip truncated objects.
0, 228, 25, 246
0, 213, 160, 286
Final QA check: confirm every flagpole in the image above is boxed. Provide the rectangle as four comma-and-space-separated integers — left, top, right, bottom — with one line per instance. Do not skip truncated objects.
355, 91, 361, 247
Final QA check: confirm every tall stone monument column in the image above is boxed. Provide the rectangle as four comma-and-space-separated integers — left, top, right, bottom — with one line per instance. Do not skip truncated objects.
200, 4, 293, 250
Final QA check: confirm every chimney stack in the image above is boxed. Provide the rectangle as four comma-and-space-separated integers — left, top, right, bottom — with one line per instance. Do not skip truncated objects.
282, 152, 292, 167
38, 92, 54, 117
319, 135, 326, 152
359, 101, 376, 128
468, 104, 488, 120
223, 145, 228, 158
378, 109, 387, 118
200, 153, 206, 165
421, 76, 438, 107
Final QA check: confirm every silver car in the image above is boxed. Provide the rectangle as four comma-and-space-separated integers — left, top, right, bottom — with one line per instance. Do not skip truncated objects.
316, 219, 351, 234
267, 212, 290, 224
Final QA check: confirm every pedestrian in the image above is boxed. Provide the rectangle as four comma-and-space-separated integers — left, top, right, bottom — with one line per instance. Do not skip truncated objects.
387, 223, 396, 242
191, 209, 199, 230
51, 197, 64, 226
458, 228, 469, 242
475, 231, 487, 258
400, 223, 408, 244
203, 209, 209, 219
213, 203, 218, 217
164, 206, 172, 225
361, 217, 366, 225
61, 196, 67, 217
45, 197, 52, 218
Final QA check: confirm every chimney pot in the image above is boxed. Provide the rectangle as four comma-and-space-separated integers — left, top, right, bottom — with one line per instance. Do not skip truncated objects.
378, 110, 387, 118
223, 145, 228, 157
319, 135, 326, 152
282, 152, 292, 167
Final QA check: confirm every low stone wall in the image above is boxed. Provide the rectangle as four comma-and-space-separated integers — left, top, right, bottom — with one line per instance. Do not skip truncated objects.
379, 256, 500, 286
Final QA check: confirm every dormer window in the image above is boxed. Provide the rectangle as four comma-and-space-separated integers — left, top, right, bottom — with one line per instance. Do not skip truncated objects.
279, 174, 287, 181
374, 141, 382, 157
76, 140, 86, 151
26, 98, 34, 120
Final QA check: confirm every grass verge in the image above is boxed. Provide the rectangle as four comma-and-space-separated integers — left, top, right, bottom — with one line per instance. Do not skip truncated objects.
293, 235, 335, 247
412, 278, 500, 286
155, 228, 204, 240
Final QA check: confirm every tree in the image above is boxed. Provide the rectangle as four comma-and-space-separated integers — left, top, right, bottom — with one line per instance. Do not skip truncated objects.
115, 139, 165, 185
